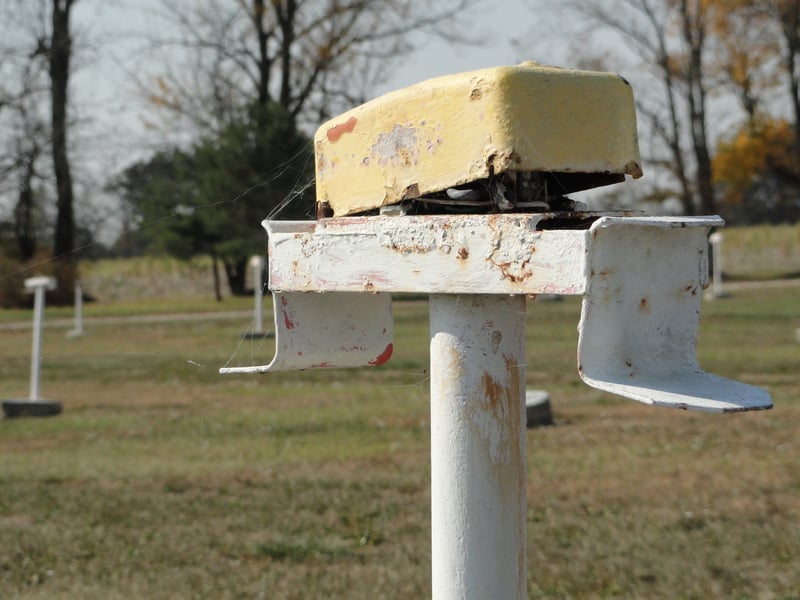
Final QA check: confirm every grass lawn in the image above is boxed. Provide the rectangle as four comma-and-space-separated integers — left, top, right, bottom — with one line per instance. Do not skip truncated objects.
0, 287, 798, 599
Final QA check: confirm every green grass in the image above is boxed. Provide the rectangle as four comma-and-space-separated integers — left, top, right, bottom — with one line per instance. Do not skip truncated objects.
0, 287, 799, 598
722, 223, 800, 279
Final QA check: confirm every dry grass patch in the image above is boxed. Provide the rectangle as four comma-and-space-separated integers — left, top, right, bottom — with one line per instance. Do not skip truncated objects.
0, 289, 798, 598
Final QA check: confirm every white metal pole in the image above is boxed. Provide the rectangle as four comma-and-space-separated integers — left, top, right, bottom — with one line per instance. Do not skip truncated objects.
713, 240, 721, 293
29, 284, 46, 401
429, 294, 527, 600
251, 255, 265, 334
72, 281, 83, 336
708, 232, 725, 298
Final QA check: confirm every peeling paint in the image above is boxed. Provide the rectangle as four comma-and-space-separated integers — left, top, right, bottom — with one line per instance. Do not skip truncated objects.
280, 296, 295, 330
326, 116, 357, 142
379, 220, 447, 255
486, 217, 540, 283
369, 343, 394, 366
266, 214, 588, 295
370, 124, 419, 167
490, 330, 502, 354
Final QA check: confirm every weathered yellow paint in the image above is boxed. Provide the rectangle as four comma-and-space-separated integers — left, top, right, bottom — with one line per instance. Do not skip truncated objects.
314, 62, 642, 217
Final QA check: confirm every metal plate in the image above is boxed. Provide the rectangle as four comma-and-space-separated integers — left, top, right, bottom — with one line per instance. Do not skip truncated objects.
220, 292, 393, 373
577, 217, 772, 413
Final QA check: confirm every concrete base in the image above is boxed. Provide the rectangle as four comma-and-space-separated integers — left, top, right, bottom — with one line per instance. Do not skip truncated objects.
2, 399, 62, 418
241, 331, 274, 340
705, 289, 732, 300
525, 389, 553, 428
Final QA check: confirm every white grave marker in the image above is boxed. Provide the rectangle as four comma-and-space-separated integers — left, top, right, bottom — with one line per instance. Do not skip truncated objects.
2, 276, 63, 418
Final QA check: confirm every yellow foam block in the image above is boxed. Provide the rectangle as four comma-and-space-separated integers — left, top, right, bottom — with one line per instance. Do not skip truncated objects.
314, 62, 642, 217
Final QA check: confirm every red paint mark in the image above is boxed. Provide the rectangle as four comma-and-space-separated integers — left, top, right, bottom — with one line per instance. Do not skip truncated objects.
369, 343, 393, 366
279, 296, 296, 330
326, 116, 357, 142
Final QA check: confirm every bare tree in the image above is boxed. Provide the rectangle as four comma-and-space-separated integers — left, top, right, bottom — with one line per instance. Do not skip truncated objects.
49, 0, 78, 261
549, 0, 720, 215
557, 0, 696, 214
142, 0, 480, 134
0, 0, 80, 266
0, 3, 51, 260
707, 1, 779, 128
12, 104, 46, 261
677, 0, 716, 214
759, 0, 800, 153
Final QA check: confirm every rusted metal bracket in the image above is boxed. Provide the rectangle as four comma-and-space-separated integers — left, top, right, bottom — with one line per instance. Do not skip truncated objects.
577, 217, 771, 413
221, 213, 772, 414
220, 292, 392, 373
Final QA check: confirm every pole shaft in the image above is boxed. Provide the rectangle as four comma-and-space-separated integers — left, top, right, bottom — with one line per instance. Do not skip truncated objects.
429, 294, 527, 599
712, 240, 722, 294
74, 281, 83, 334
29, 286, 45, 401
254, 258, 264, 334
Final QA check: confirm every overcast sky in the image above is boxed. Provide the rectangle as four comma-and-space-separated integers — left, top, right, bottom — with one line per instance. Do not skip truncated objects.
71, 0, 566, 143
373, 0, 541, 95
61, 0, 573, 193
39, 0, 631, 239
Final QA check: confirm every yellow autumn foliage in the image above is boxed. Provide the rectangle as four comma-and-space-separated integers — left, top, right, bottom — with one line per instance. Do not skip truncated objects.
713, 119, 798, 204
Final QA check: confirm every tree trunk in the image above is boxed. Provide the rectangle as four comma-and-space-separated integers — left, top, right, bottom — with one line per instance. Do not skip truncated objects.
680, 0, 716, 215
252, 0, 271, 107
658, 54, 695, 215
781, 4, 800, 155
623, 0, 697, 215
211, 250, 223, 301
50, 0, 76, 261
276, 0, 296, 111
14, 151, 38, 261
223, 256, 249, 296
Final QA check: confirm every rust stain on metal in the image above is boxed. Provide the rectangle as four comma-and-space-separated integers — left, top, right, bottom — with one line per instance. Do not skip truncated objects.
368, 343, 394, 366
401, 183, 420, 200
485, 215, 537, 283
457, 247, 469, 260
481, 371, 506, 422
316, 201, 334, 219
639, 297, 650, 313
624, 159, 643, 179
494, 263, 532, 283
326, 116, 357, 143
478, 354, 524, 495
